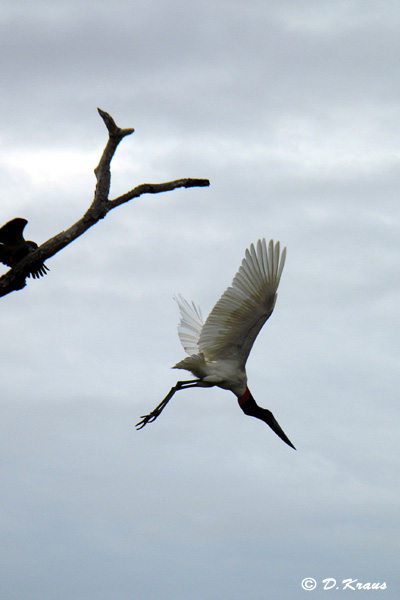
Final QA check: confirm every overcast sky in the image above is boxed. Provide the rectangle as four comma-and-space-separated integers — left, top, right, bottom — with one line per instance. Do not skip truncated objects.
1, 1, 399, 598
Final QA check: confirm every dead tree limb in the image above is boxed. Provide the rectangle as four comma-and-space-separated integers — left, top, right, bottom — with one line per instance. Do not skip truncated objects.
0, 108, 210, 297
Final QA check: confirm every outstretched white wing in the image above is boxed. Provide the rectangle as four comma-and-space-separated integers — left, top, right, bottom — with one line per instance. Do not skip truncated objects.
198, 239, 286, 364
174, 294, 204, 356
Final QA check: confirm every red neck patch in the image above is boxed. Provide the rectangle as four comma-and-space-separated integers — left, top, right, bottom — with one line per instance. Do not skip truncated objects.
237, 387, 251, 405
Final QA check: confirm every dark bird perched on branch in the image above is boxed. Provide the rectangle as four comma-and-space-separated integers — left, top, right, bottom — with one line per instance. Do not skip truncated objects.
0, 218, 49, 279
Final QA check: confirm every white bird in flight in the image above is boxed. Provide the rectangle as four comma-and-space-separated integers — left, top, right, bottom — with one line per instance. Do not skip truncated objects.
136, 238, 295, 450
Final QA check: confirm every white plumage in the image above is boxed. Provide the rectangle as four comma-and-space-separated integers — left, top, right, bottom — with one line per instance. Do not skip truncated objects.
137, 239, 295, 450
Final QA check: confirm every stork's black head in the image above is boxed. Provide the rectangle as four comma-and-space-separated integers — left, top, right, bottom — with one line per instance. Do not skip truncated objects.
238, 388, 296, 450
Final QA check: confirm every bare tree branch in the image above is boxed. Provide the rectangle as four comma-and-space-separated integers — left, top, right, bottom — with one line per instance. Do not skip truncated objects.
0, 109, 210, 297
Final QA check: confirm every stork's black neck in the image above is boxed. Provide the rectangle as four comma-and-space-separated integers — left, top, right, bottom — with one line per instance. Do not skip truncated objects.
237, 387, 261, 417
237, 386, 296, 450
237, 387, 251, 403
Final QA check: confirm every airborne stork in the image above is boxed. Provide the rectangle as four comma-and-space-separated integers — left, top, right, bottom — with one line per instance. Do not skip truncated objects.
136, 238, 295, 450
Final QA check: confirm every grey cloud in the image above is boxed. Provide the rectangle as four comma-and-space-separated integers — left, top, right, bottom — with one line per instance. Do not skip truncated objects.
0, 1, 399, 598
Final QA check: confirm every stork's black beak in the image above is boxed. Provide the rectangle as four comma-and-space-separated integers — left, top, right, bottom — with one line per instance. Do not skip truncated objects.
238, 391, 296, 450
261, 408, 296, 450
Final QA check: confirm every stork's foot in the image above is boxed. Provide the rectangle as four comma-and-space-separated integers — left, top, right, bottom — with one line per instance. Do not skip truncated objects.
135, 379, 204, 431
136, 394, 173, 429
136, 408, 163, 430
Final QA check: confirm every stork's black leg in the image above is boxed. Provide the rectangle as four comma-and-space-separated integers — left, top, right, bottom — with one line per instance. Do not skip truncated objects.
136, 380, 209, 430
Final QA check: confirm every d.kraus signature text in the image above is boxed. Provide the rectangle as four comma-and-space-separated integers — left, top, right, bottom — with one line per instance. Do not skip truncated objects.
301, 577, 387, 591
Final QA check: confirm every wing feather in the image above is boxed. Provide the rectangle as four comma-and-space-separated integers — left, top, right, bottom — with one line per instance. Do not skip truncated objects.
0, 218, 28, 244
198, 239, 286, 363
174, 294, 204, 356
